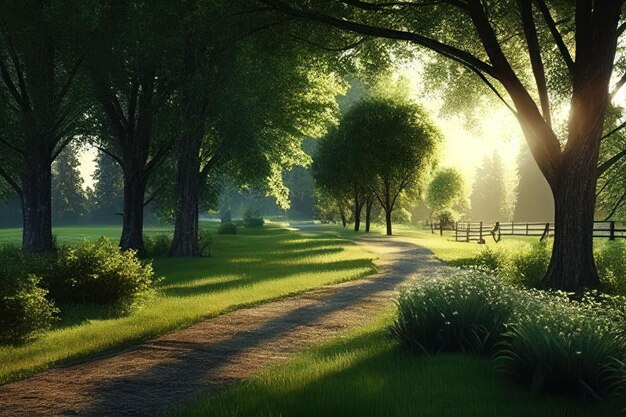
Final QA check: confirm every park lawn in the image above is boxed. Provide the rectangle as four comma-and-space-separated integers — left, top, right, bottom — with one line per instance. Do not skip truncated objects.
0, 225, 173, 246
0, 224, 377, 384
171, 311, 616, 417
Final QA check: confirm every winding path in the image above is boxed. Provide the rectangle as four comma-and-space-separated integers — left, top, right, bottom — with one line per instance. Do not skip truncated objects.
0, 234, 445, 417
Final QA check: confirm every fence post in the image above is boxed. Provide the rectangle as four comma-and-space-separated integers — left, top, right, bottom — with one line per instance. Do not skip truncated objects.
540, 222, 550, 242
466, 224, 470, 242
526, 223, 529, 235
478, 221, 485, 244
455, 223, 458, 241
440, 221, 443, 236
511, 220, 514, 234
610, 221, 615, 241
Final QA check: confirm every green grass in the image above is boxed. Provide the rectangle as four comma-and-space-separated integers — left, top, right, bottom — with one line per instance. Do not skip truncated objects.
0, 223, 377, 384
171, 311, 616, 417
0, 225, 172, 246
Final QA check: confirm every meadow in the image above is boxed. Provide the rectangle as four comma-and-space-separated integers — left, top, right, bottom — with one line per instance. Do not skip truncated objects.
0, 223, 376, 384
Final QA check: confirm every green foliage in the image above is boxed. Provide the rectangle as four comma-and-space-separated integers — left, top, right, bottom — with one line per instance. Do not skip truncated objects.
144, 234, 172, 257
470, 153, 515, 222
218, 223, 238, 235
44, 238, 159, 315
596, 241, 626, 295
393, 268, 626, 401
501, 242, 551, 288
426, 168, 466, 222
0, 247, 57, 344
243, 208, 265, 228
392, 271, 512, 355
51, 143, 89, 225
496, 290, 626, 400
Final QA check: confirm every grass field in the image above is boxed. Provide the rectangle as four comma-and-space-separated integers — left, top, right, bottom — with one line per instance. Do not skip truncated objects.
0, 223, 377, 384
172, 311, 616, 417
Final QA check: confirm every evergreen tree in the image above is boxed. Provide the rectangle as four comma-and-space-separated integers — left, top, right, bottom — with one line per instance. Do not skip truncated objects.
470, 153, 513, 222
51, 144, 88, 225
90, 152, 124, 225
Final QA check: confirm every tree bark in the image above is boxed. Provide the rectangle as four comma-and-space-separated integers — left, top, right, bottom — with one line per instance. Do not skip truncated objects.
120, 170, 146, 253
169, 138, 201, 256
21, 152, 53, 253
385, 209, 392, 236
353, 193, 364, 232
365, 194, 374, 232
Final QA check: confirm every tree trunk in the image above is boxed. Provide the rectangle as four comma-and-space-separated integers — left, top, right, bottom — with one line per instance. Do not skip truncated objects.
385, 209, 392, 236
168, 145, 200, 256
340, 211, 347, 228
21, 153, 53, 253
168, 103, 204, 256
365, 196, 374, 232
120, 171, 146, 253
353, 194, 362, 232
544, 134, 602, 290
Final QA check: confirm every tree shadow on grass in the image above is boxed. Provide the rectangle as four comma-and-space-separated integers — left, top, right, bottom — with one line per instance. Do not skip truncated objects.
80, 239, 422, 417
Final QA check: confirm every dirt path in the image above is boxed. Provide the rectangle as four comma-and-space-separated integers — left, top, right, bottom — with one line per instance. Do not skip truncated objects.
0, 235, 446, 417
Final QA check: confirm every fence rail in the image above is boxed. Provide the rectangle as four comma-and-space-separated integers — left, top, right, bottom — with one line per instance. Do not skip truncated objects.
453, 221, 625, 243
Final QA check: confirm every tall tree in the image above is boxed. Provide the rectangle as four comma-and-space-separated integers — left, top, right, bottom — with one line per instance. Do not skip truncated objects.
90, 151, 124, 224
167, 4, 346, 255
86, 0, 182, 252
51, 144, 88, 225
471, 153, 513, 222
426, 168, 466, 225
332, 96, 440, 235
0, 0, 89, 252
260, 0, 625, 289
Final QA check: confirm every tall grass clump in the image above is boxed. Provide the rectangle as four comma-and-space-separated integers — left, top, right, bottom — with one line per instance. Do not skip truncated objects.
391, 270, 513, 355
496, 290, 626, 400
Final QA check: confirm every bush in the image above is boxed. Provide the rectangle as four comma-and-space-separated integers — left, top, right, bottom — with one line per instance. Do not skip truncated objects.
391, 270, 513, 355
44, 237, 159, 315
144, 234, 172, 257
243, 208, 264, 228
0, 247, 57, 344
596, 241, 626, 294
218, 222, 238, 235
501, 242, 550, 288
496, 290, 626, 400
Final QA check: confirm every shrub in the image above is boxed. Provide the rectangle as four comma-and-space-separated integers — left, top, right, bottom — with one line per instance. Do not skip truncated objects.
144, 234, 172, 257
0, 246, 57, 344
391, 270, 513, 355
243, 208, 264, 228
496, 290, 626, 400
44, 237, 159, 315
218, 222, 238, 235
501, 242, 550, 288
596, 241, 626, 294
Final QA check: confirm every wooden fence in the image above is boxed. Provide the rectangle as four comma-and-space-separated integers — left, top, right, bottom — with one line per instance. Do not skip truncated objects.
453, 221, 626, 243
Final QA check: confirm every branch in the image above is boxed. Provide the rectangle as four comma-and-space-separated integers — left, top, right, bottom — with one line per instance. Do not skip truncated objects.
520, 0, 551, 127
534, 0, 574, 76
598, 148, 626, 175
56, 56, 83, 105
601, 120, 626, 140
603, 190, 626, 221
290, 34, 368, 52
95, 145, 125, 168
0, 57, 25, 109
0, 164, 22, 195
0, 136, 24, 156
259, 0, 495, 76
